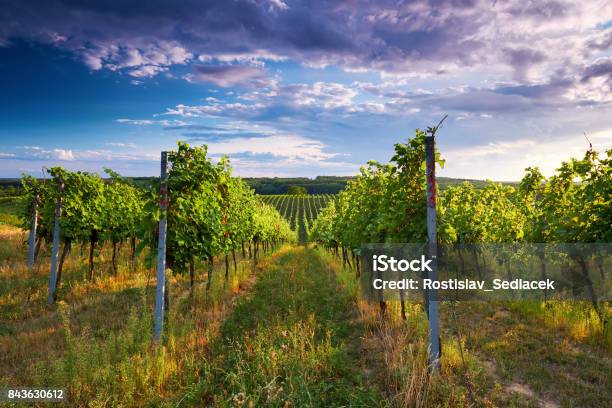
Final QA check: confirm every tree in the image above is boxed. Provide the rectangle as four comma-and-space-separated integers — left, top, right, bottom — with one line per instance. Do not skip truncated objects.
287, 186, 307, 195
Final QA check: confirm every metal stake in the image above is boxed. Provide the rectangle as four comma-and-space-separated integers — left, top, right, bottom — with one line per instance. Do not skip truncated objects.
48, 181, 64, 304
154, 151, 168, 342
425, 132, 441, 371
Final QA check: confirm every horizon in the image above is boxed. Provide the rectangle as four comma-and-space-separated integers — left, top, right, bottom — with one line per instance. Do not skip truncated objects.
0, 1, 611, 180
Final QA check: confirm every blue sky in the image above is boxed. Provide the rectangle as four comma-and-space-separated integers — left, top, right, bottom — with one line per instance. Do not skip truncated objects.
0, 0, 611, 180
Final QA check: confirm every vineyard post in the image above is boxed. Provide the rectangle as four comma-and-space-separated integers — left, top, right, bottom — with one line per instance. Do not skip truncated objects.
425, 124, 442, 371
28, 193, 39, 273
47, 179, 64, 305
154, 151, 168, 342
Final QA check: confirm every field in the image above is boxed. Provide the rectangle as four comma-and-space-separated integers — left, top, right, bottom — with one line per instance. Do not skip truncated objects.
259, 194, 334, 242
1, 201, 610, 406
0, 139, 610, 407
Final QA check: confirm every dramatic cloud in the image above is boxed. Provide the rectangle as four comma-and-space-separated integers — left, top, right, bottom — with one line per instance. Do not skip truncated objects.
1, 1, 611, 179
1, 0, 610, 84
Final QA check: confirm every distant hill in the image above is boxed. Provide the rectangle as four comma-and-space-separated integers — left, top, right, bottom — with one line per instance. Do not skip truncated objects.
244, 176, 353, 194
0, 176, 518, 195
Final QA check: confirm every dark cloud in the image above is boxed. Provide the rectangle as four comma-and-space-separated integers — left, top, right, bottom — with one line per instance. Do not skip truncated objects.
503, 48, 547, 81
581, 58, 612, 82
1, 0, 607, 80
505, 0, 569, 19
587, 30, 612, 51
188, 65, 267, 86
494, 79, 571, 99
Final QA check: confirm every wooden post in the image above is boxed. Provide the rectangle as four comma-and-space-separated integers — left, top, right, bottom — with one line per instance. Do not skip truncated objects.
155, 151, 168, 342
28, 193, 38, 273
48, 180, 64, 305
425, 116, 446, 371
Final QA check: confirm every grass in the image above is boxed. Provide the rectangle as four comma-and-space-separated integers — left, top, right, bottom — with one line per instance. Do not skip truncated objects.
0, 223, 286, 406
182, 246, 385, 407
320, 248, 611, 408
0, 190, 609, 407
0, 196, 24, 227
456, 302, 612, 407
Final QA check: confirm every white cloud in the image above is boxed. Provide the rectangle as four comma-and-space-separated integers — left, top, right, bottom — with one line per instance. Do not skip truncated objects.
116, 118, 188, 126
197, 50, 287, 66
165, 80, 392, 119
164, 103, 265, 117
267, 0, 289, 11
10, 145, 157, 162
106, 142, 137, 148
53, 149, 74, 160
442, 130, 612, 180
81, 41, 192, 78
205, 134, 339, 162
291, 82, 358, 110
227, 157, 358, 178
129, 64, 167, 78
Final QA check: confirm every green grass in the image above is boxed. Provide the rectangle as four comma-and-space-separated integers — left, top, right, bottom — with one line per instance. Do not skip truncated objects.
0, 196, 24, 227
183, 246, 386, 407
1, 214, 609, 407
455, 301, 612, 408
316, 248, 611, 408
0, 232, 286, 406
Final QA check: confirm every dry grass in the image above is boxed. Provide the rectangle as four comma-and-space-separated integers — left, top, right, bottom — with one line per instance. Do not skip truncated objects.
319, 247, 611, 408
0, 226, 288, 406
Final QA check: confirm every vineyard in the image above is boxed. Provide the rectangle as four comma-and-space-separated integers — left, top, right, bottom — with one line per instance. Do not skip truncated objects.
0, 129, 610, 407
259, 194, 335, 243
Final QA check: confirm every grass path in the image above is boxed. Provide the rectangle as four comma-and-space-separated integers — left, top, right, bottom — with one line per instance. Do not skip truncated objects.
454, 302, 612, 407
181, 246, 386, 407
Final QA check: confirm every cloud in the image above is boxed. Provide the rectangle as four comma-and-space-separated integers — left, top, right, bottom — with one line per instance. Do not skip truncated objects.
1, 0, 609, 86
76, 41, 192, 78
7, 145, 157, 162
163, 80, 392, 121
116, 118, 189, 126
582, 56, 612, 81
168, 121, 282, 139
289, 82, 358, 109
11, 146, 75, 161
184, 65, 267, 87
164, 103, 266, 118
224, 156, 358, 177
442, 129, 612, 180
53, 149, 75, 160
205, 134, 340, 162
106, 142, 137, 148
1, 0, 611, 180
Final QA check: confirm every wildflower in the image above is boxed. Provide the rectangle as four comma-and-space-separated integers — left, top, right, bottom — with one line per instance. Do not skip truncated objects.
232, 392, 246, 406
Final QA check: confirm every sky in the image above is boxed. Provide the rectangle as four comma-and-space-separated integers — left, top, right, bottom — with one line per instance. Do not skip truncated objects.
0, 0, 611, 180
